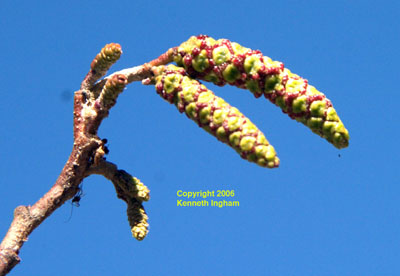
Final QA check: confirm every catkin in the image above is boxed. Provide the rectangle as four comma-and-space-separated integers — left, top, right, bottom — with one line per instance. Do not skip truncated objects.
173, 35, 349, 149
152, 65, 279, 168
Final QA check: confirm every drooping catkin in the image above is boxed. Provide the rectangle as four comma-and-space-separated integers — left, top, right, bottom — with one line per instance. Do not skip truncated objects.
152, 65, 279, 168
173, 35, 349, 149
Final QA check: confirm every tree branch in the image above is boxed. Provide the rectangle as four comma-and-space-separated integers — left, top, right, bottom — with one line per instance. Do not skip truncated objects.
0, 136, 99, 275
0, 44, 169, 275
0, 35, 350, 275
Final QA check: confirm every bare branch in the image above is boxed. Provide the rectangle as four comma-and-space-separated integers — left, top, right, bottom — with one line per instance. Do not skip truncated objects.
0, 137, 99, 275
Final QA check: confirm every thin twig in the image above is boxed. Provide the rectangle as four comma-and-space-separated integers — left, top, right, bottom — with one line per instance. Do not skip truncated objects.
0, 45, 172, 275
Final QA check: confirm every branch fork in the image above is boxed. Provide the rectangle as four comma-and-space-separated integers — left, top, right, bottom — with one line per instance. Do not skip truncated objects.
0, 42, 172, 275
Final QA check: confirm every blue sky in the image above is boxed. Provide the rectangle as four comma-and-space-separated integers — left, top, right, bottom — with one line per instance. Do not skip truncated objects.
1, 1, 399, 275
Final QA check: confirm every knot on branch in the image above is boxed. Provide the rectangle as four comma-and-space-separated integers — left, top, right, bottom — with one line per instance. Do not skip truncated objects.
13, 206, 30, 220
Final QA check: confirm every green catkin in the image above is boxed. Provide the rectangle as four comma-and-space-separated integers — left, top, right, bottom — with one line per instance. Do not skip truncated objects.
115, 170, 150, 202
127, 199, 149, 241
82, 43, 123, 90
90, 43, 122, 75
173, 35, 349, 149
152, 65, 280, 168
131, 177, 150, 202
98, 74, 127, 109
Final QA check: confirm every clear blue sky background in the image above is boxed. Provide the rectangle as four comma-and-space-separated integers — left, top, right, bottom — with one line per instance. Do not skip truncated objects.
1, 1, 399, 275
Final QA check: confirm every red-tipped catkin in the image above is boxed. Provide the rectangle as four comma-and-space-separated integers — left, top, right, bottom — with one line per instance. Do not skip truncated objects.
152, 65, 279, 168
173, 36, 349, 149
